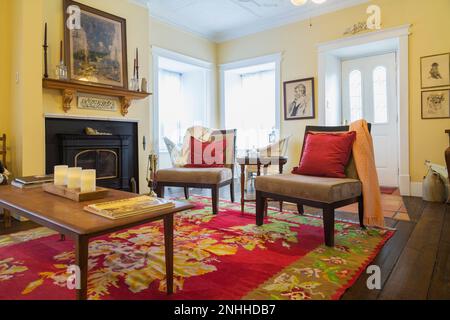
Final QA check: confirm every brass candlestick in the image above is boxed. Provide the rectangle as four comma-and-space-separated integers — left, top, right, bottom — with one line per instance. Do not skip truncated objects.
146, 153, 158, 197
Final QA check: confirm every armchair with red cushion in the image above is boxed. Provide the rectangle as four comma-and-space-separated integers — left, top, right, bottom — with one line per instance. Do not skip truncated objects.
255, 125, 370, 247
156, 129, 237, 215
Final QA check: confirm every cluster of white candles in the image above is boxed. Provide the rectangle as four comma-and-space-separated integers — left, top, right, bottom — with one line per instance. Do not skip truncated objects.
54, 165, 96, 193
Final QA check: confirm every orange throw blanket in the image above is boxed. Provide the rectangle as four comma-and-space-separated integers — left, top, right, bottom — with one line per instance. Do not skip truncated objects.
350, 120, 385, 228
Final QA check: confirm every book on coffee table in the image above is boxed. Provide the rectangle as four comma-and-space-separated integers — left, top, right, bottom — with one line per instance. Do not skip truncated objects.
84, 196, 175, 220
14, 175, 54, 185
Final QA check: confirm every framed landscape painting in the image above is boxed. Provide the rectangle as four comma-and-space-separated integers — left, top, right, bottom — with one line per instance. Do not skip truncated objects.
421, 89, 450, 119
64, 0, 128, 89
421, 53, 450, 89
284, 78, 315, 120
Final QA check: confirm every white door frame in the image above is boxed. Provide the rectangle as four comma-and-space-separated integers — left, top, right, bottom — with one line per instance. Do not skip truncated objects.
317, 24, 411, 196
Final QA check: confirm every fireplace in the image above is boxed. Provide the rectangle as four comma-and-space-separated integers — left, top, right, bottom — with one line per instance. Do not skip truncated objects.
45, 118, 139, 192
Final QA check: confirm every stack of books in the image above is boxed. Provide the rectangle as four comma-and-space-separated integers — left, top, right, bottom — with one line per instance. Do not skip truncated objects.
11, 175, 54, 189
84, 196, 175, 220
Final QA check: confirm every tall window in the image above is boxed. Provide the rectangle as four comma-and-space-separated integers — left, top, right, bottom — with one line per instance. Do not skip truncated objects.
373, 66, 388, 124
159, 69, 184, 150
224, 61, 278, 152
157, 57, 210, 153
349, 70, 363, 122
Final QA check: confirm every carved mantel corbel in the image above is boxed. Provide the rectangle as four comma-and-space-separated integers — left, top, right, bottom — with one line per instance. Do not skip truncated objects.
63, 89, 76, 113
120, 96, 132, 116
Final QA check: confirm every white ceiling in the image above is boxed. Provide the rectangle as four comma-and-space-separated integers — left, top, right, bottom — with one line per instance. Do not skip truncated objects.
133, 0, 369, 42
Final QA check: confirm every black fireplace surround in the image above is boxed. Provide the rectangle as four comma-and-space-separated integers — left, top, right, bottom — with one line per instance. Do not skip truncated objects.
45, 118, 139, 192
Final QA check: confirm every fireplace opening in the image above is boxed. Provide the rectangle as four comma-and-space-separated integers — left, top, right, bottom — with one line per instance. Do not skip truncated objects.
75, 149, 118, 180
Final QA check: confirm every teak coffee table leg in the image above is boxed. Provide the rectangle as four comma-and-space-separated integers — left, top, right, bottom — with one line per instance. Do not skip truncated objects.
164, 214, 174, 294
75, 235, 89, 300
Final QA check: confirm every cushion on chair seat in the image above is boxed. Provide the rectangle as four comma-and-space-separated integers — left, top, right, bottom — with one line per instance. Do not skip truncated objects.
156, 168, 233, 185
255, 174, 361, 204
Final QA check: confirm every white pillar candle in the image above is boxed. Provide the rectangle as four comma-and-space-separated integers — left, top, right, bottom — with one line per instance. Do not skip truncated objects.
67, 167, 82, 189
80, 170, 96, 193
54, 165, 68, 186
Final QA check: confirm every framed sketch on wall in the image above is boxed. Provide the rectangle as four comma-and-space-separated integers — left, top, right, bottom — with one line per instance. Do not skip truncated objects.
421, 53, 450, 89
284, 78, 315, 120
421, 89, 450, 119
64, 0, 128, 89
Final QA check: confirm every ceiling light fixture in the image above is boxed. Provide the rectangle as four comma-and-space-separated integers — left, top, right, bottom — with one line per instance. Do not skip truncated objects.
291, 0, 327, 6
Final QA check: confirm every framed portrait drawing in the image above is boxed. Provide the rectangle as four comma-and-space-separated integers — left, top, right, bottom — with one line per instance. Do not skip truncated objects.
284, 78, 315, 120
421, 53, 450, 89
421, 89, 450, 119
64, 0, 128, 89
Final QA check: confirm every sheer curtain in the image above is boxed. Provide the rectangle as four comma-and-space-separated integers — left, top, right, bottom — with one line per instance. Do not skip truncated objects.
225, 70, 276, 152
158, 69, 184, 152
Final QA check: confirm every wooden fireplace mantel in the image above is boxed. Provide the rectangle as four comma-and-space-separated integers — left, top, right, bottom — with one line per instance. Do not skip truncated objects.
42, 78, 151, 116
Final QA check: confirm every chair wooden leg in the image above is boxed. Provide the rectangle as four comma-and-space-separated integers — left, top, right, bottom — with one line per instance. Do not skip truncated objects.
256, 191, 265, 226
211, 186, 219, 215
60, 234, 66, 241
297, 204, 304, 215
323, 207, 335, 247
358, 195, 365, 228
279, 201, 283, 212
230, 180, 235, 203
184, 187, 190, 200
156, 184, 165, 198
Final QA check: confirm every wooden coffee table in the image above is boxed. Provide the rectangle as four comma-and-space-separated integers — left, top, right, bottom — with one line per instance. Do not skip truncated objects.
0, 186, 194, 300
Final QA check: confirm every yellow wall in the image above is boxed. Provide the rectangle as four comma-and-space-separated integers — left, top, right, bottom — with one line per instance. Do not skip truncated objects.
218, 0, 450, 184
0, 0, 12, 167
4, 0, 217, 192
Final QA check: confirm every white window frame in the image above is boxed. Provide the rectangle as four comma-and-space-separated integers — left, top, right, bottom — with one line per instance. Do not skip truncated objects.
219, 53, 282, 131
151, 46, 214, 154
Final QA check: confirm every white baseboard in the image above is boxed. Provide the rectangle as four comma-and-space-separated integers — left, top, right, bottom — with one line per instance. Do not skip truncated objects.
399, 175, 411, 196
410, 182, 423, 198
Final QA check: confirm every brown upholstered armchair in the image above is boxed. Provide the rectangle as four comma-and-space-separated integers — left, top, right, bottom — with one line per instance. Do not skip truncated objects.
156, 129, 237, 215
255, 125, 370, 247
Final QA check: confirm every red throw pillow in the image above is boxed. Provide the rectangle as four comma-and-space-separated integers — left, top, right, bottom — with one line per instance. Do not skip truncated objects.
185, 137, 227, 168
292, 132, 356, 178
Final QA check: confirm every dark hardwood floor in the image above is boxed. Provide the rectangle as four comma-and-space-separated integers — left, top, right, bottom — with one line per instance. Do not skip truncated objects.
1, 183, 449, 300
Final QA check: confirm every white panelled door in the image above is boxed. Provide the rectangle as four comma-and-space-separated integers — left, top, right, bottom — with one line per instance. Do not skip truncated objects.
342, 53, 399, 187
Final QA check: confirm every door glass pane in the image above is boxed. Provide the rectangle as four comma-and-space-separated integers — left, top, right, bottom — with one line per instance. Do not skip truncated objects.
373, 66, 388, 124
349, 70, 363, 122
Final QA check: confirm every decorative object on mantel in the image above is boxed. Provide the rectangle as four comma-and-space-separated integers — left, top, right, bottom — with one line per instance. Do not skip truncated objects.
344, 21, 369, 35
63, 0, 128, 89
42, 78, 150, 116
43, 23, 49, 79
130, 48, 140, 91
78, 93, 118, 112
84, 127, 113, 136
141, 78, 148, 93
56, 40, 68, 81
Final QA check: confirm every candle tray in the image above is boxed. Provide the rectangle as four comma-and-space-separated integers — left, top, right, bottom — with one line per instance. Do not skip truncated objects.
42, 183, 109, 202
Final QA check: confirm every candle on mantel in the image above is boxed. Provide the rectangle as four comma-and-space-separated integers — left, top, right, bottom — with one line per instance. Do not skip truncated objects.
81, 170, 96, 193
67, 167, 82, 189
54, 165, 68, 186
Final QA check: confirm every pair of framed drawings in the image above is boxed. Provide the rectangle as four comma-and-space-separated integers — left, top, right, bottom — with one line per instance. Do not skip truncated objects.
420, 53, 450, 119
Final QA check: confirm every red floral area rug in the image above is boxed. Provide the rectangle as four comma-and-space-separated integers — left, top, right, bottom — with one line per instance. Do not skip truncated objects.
0, 196, 393, 300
